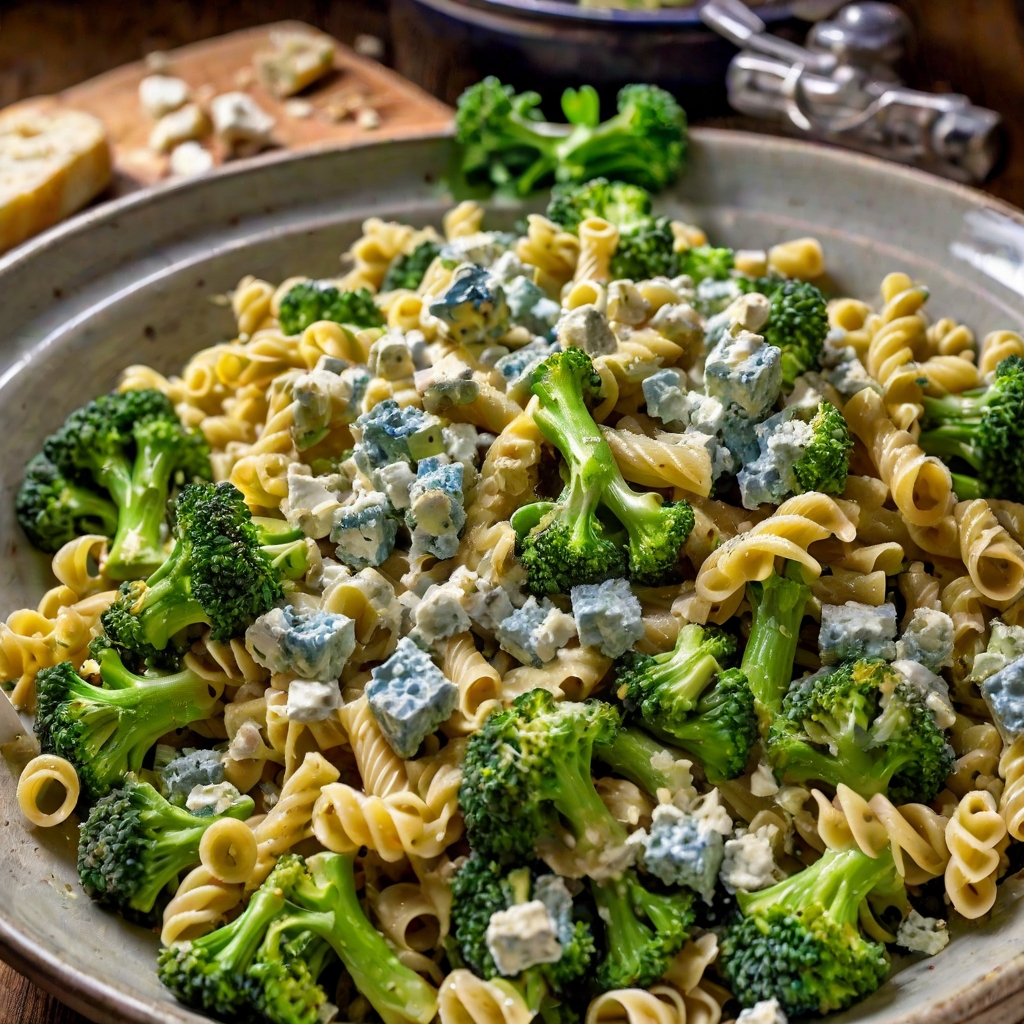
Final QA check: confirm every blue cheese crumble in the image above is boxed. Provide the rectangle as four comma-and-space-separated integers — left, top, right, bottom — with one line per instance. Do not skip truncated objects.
571, 578, 644, 659
495, 597, 577, 667
407, 456, 466, 561
639, 803, 724, 902
895, 910, 950, 956
331, 492, 398, 569
818, 602, 898, 665
506, 275, 561, 336
485, 901, 563, 977
981, 657, 1024, 743
354, 399, 445, 470
245, 604, 356, 679
285, 679, 343, 723
737, 410, 815, 509
704, 329, 782, 419
365, 637, 459, 757
895, 608, 954, 673
429, 264, 510, 346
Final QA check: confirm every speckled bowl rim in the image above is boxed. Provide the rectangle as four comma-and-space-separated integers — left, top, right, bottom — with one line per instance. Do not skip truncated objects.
2, 127, 1024, 1024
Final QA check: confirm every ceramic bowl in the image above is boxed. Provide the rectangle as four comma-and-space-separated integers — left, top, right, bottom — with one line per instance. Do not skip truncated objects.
2, 129, 1024, 1024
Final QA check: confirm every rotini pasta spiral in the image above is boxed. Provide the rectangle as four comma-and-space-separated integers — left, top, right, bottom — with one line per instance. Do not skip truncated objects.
844, 386, 953, 526
16, 754, 79, 827
944, 790, 1007, 918
694, 493, 857, 606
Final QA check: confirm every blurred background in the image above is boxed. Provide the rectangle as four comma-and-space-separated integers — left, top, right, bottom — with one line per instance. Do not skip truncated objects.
0, 0, 1020, 203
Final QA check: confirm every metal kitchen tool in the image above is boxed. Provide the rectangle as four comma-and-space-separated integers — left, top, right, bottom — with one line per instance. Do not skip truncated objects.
701, 0, 1003, 183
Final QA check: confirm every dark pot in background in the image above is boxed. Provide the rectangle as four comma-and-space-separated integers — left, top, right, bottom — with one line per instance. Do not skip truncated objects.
390, 0, 803, 115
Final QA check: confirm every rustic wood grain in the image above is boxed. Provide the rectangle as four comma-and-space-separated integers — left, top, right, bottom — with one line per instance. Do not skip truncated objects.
32, 21, 452, 193
0, 960, 88, 1024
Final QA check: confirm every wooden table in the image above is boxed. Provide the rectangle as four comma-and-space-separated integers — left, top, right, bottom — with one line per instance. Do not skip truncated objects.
3, 0, 1024, 1021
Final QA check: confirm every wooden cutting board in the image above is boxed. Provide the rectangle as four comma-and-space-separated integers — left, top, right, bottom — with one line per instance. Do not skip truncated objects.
22, 21, 454, 196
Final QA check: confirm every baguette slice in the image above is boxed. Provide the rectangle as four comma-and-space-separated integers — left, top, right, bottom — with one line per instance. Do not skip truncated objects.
0, 104, 112, 254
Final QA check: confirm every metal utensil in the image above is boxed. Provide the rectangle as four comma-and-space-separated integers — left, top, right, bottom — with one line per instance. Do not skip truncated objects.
701, 0, 1003, 183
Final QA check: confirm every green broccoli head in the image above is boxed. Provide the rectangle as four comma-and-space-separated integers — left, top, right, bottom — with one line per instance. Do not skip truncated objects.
720, 846, 898, 1017
99, 482, 292, 668
450, 854, 594, 994
740, 562, 811, 714
919, 355, 1024, 502
518, 348, 626, 595
767, 659, 955, 804
35, 648, 220, 802
78, 776, 253, 917
678, 245, 735, 284
754, 278, 829, 387
278, 281, 385, 336
523, 347, 693, 591
545, 178, 653, 233
15, 454, 118, 553
609, 217, 680, 283
661, 668, 758, 782
615, 625, 754, 781
455, 78, 686, 196
459, 690, 626, 871
792, 401, 853, 496
591, 872, 694, 991
381, 240, 443, 293
159, 853, 438, 1024
31, 389, 211, 579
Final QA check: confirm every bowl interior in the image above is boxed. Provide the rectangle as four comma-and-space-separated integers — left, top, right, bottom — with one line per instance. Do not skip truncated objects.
2, 131, 1024, 1024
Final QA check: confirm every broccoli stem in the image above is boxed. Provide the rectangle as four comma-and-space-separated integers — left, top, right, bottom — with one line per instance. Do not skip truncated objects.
134, 798, 253, 912
773, 733, 917, 799
741, 564, 810, 716
951, 472, 984, 499
211, 881, 292, 977
915, 425, 982, 470
296, 855, 437, 1024
105, 426, 181, 580
600, 475, 679, 579
126, 549, 210, 652
67, 485, 121, 538
740, 846, 897, 928
589, 876, 659, 987
595, 726, 687, 798
549, 744, 628, 861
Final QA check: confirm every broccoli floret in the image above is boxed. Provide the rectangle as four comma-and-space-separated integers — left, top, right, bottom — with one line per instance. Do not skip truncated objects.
545, 178, 653, 233
591, 871, 694, 991
24, 390, 212, 579
460, 690, 631, 877
740, 563, 811, 715
98, 482, 304, 669
747, 278, 829, 387
158, 748, 224, 806
159, 853, 438, 1024
918, 355, 1024, 501
616, 624, 756, 781
738, 402, 852, 509
381, 240, 443, 292
455, 79, 686, 195
451, 855, 594, 994
278, 281, 385, 335
35, 647, 220, 802
610, 217, 680, 282
678, 246, 734, 284
719, 846, 900, 1017
767, 659, 955, 804
15, 453, 119, 553
517, 348, 694, 594
78, 776, 253, 917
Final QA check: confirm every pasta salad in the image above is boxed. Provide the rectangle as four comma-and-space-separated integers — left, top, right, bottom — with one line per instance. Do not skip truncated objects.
6, 174, 1024, 1024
